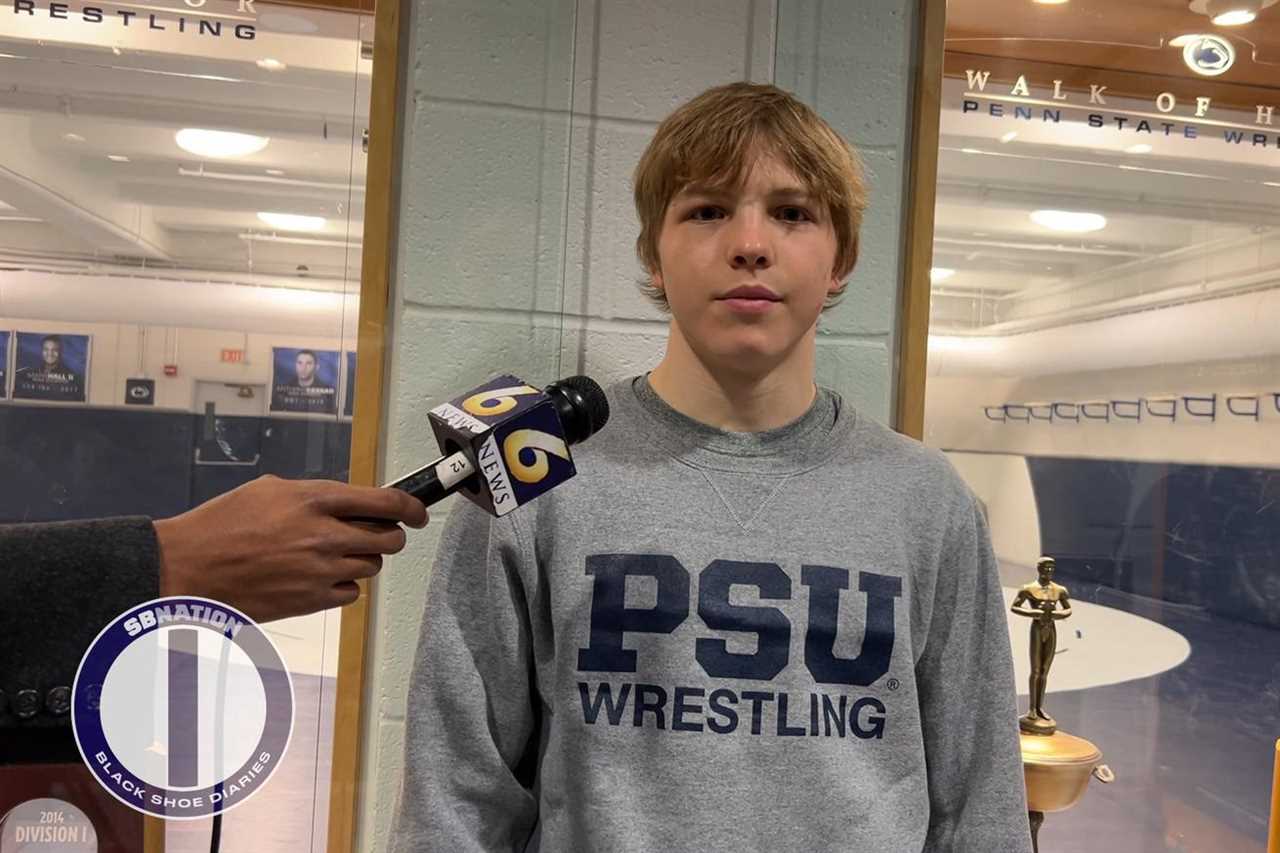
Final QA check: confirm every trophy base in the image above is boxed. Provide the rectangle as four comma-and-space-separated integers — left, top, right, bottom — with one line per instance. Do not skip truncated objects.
1020, 713, 1057, 735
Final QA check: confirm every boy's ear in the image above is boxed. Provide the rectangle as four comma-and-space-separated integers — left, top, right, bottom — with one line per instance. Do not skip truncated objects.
651, 268, 666, 293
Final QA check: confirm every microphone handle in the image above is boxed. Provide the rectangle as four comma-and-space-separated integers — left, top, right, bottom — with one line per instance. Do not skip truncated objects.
386, 449, 477, 506
349, 449, 477, 523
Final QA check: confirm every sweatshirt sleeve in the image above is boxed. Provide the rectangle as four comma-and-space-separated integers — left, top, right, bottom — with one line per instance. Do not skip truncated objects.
916, 495, 1032, 853
391, 499, 541, 853
0, 514, 160, 758
0, 516, 161, 736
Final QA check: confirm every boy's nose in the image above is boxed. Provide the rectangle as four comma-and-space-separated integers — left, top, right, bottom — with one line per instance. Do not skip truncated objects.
732, 248, 771, 269
728, 217, 772, 270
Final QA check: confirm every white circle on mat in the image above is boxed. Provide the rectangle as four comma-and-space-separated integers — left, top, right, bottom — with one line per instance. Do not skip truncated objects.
1003, 587, 1191, 694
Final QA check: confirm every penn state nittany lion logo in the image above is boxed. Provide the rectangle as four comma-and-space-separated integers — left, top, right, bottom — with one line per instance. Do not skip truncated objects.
1183, 35, 1235, 77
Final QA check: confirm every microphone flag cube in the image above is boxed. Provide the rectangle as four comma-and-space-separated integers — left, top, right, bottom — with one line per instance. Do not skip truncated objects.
427, 374, 578, 516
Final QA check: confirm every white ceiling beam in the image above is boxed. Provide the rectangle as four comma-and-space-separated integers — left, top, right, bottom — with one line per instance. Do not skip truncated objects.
936, 178, 1280, 228
0, 113, 173, 259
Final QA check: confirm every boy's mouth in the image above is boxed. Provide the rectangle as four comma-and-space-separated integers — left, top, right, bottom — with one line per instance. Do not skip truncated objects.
718, 285, 782, 315
719, 285, 781, 302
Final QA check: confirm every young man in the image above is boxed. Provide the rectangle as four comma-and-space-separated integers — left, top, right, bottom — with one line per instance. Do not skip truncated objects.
393, 82, 1030, 852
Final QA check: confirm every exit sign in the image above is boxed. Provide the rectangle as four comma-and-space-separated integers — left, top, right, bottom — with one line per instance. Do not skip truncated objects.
221, 349, 245, 363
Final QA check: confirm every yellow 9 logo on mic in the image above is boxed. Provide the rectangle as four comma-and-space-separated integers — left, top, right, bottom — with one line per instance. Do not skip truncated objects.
462, 385, 540, 417
503, 429, 570, 484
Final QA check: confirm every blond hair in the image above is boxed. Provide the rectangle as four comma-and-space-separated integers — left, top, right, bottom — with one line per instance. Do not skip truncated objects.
632, 81, 867, 311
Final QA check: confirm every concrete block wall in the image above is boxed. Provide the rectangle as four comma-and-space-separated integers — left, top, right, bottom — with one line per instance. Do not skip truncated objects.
357, 2, 920, 849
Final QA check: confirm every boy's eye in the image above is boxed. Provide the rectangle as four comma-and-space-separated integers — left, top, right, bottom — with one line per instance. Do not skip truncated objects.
776, 205, 813, 223
687, 205, 724, 222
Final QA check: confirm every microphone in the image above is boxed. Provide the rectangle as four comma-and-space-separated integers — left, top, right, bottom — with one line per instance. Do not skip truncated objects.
383, 374, 609, 515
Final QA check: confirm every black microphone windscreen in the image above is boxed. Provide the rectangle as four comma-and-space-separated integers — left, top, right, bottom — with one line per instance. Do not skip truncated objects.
548, 375, 610, 444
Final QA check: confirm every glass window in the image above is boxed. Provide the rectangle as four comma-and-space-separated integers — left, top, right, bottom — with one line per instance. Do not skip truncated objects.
925, 2, 1280, 850
0, 1, 372, 849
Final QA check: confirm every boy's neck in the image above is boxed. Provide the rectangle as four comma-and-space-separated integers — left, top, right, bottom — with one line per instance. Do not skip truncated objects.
648, 328, 818, 432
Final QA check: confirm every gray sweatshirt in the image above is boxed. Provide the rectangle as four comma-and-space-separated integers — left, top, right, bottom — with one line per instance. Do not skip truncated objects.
392, 376, 1031, 853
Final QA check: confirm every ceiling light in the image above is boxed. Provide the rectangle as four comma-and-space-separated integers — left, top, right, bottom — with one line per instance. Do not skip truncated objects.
256, 58, 286, 71
257, 211, 325, 231
1000, 131, 1018, 143
62, 132, 85, 143
106, 154, 130, 163
1030, 209, 1107, 233
176, 128, 270, 159
930, 267, 956, 283
1126, 143, 1153, 154
1203, 0, 1266, 24
265, 169, 285, 176
1212, 8, 1256, 24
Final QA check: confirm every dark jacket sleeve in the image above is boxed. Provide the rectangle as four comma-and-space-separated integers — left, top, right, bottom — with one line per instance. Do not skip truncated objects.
0, 517, 161, 749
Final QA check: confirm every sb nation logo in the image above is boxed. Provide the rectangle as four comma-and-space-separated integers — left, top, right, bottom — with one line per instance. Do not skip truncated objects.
429, 376, 577, 517
71, 597, 293, 820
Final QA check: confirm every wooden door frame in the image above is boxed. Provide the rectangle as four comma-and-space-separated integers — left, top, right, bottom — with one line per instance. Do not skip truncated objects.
326, 0, 408, 849
894, 0, 947, 440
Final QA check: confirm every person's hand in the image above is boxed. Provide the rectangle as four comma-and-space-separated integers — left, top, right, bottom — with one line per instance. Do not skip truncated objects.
152, 475, 428, 623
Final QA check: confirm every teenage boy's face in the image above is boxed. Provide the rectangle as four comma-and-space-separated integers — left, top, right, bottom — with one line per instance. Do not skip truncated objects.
653, 152, 839, 371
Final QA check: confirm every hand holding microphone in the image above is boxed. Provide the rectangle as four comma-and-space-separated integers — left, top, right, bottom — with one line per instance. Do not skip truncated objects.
153, 374, 607, 623
153, 476, 429, 623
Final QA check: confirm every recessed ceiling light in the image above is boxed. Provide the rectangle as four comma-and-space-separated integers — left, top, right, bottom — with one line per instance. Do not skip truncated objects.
1000, 131, 1018, 143
257, 211, 325, 231
62, 132, 86, 143
176, 128, 270, 159
107, 154, 130, 163
1030, 209, 1107, 233
930, 267, 957, 283
265, 168, 286, 176
256, 58, 286, 71
1212, 9, 1256, 24
1125, 143, 1153, 154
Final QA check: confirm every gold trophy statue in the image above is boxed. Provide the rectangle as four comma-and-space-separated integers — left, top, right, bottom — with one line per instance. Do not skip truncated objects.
1011, 557, 1113, 852
1011, 557, 1073, 735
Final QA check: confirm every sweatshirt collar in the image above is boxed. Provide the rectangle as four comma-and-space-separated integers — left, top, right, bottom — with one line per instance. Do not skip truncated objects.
621, 373, 854, 474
